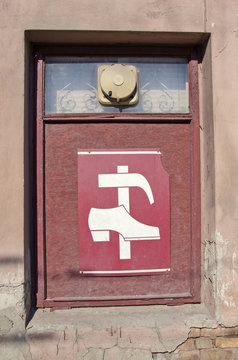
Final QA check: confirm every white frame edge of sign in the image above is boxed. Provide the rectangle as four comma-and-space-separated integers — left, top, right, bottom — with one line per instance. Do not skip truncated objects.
77, 150, 161, 155
81, 268, 171, 275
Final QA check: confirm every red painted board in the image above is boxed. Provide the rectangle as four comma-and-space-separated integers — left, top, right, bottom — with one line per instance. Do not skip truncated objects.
77, 150, 170, 276
43, 122, 191, 302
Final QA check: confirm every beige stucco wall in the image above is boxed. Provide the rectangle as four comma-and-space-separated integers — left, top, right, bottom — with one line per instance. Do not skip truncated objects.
205, 0, 238, 325
1, 0, 238, 357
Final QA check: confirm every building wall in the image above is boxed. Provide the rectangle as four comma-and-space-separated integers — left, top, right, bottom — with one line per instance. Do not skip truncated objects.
1, 0, 238, 359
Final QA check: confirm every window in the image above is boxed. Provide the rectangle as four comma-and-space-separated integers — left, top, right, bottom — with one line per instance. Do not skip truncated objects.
36, 46, 200, 307
45, 57, 188, 114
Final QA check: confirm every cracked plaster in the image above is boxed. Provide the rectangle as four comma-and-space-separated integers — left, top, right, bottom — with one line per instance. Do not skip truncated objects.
25, 305, 217, 355
1, 0, 238, 358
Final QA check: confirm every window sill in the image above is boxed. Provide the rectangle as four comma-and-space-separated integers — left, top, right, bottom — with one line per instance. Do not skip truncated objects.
27, 304, 217, 352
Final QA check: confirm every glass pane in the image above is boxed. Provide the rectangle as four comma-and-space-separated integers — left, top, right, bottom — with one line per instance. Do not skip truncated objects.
45, 57, 189, 114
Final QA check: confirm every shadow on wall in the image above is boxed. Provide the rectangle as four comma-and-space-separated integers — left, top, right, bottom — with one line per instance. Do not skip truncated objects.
0, 332, 56, 343
0, 256, 23, 264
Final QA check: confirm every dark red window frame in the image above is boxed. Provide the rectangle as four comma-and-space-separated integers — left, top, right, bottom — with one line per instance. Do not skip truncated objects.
36, 46, 200, 308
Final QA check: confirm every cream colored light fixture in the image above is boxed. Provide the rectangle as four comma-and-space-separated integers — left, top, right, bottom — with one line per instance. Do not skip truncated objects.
98, 64, 138, 106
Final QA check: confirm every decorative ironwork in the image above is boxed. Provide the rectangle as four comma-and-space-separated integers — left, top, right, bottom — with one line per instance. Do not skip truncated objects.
47, 60, 187, 114
158, 83, 174, 112
82, 84, 102, 113
59, 90, 76, 113
141, 82, 174, 113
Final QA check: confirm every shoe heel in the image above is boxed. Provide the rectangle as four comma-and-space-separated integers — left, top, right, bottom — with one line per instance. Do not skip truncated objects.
91, 230, 110, 242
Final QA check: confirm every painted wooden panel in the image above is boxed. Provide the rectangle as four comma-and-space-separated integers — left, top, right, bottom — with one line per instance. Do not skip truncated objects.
43, 122, 191, 303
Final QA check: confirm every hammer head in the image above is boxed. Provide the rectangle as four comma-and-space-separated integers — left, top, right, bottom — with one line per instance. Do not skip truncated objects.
98, 171, 154, 204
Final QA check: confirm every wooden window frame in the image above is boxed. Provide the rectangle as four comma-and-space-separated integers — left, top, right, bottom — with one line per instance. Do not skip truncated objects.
36, 45, 200, 308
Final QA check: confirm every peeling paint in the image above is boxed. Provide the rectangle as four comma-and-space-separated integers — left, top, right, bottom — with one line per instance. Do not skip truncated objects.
220, 283, 236, 308
215, 231, 228, 261
215, 231, 238, 323
1, 0, 238, 357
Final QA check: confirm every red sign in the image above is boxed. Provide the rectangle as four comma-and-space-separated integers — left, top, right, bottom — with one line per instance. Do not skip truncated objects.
77, 150, 170, 276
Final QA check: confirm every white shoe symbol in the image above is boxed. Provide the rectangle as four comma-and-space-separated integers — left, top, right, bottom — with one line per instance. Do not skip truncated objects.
89, 205, 160, 242
88, 165, 160, 259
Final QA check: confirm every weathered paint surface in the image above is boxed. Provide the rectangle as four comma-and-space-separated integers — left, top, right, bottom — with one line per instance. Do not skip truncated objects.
1, 0, 238, 358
